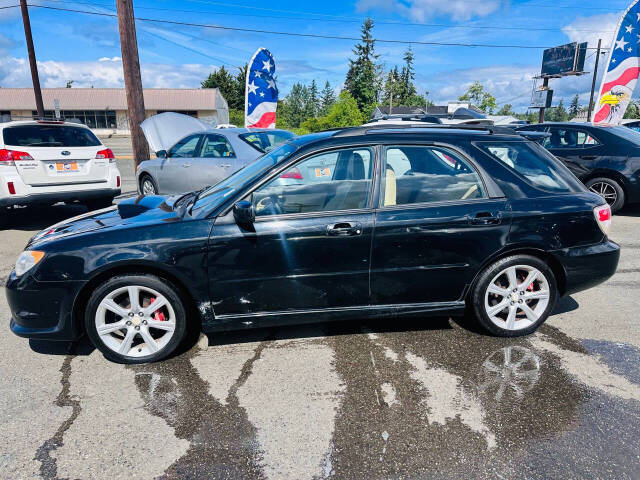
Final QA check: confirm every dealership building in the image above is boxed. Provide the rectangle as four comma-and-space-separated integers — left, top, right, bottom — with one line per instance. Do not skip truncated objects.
0, 88, 229, 134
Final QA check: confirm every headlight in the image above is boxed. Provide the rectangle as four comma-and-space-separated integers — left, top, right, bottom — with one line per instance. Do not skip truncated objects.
15, 251, 45, 277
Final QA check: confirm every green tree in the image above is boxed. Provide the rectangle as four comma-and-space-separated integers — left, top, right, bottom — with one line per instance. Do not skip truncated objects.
399, 46, 417, 105
320, 81, 336, 115
569, 94, 580, 118
458, 81, 497, 114
344, 18, 381, 114
299, 91, 363, 133
623, 99, 640, 119
306, 80, 320, 118
546, 99, 568, 122
280, 83, 308, 128
496, 104, 516, 116
202, 66, 236, 105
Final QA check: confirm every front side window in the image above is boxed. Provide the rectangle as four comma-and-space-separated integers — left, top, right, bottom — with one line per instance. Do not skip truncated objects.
545, 128, 600, 149
478, 141, 582, 193
252, 147, 374, 216
169, 134, 201, 158
381, 146, 486, 207
200, 134, 235, 158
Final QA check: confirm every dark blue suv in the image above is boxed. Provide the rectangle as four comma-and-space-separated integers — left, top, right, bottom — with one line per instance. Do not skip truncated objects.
7, 125, 620, 363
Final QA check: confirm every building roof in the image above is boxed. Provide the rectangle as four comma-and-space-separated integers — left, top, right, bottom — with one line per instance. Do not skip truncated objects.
0, 88, 225, 111
374, 106, 426, 115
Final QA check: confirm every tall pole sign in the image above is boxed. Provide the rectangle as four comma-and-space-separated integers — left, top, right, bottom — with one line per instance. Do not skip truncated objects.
19, 0, 44, 119
116, 0, 149, 168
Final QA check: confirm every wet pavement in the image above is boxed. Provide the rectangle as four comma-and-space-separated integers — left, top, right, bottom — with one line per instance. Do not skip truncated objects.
1, 203, 639, 479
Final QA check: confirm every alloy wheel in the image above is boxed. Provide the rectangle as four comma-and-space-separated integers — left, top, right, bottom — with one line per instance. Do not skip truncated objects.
95, 285, 176, 358
484, 265, 550, 331
142, 178, 157, 195
589, 181, 617, 206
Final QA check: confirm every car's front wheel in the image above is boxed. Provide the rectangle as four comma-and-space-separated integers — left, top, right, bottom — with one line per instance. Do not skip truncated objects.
140, 174, 158, 195
585, 177, 625, 213
470, 255, 558, 337
85, 274, 187, 364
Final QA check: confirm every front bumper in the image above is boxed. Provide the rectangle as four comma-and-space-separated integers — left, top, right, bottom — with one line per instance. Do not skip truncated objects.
551, 239, 620, 296
0, 187, 121, 207
6, 270, 85, 341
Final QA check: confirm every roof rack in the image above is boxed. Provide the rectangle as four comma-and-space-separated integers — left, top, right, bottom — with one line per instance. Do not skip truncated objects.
369, 114, 443, 124
331, 123, 520, 137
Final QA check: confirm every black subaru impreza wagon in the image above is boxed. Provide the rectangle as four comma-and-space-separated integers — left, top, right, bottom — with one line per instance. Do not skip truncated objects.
7, 125, 620, 363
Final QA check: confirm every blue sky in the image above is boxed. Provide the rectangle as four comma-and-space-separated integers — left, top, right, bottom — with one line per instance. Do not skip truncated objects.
0, 0, 633, 111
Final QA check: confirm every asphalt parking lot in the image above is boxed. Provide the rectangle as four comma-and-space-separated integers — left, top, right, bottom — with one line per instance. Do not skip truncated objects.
1, 171, 639, 479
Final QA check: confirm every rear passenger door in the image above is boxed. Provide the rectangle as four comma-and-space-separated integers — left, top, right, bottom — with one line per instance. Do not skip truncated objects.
370, 144, 511, 305
545, 127, 603, 179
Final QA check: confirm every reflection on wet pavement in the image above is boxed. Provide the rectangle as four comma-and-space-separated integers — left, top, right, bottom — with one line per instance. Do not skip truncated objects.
122, 317, 639, 479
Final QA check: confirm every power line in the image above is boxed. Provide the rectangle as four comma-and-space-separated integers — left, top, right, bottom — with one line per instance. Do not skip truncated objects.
27, 4, 609, 50
36, 0, 617, 34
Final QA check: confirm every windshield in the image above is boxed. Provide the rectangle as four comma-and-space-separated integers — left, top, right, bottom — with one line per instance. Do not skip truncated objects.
190, 142, 297, 216
239, 130, 295, 153
3, 124, 101, 147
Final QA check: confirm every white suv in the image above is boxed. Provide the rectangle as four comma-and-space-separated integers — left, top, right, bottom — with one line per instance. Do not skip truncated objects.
0, 120, 121, 210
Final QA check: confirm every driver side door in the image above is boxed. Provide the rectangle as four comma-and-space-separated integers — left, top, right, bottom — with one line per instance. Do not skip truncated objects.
208, 146, 376, 317
157, 134, 204, 193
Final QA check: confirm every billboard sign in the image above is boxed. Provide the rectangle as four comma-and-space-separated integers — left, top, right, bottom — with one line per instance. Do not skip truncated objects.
541, 42, 588, 76
531, 89, 553, 109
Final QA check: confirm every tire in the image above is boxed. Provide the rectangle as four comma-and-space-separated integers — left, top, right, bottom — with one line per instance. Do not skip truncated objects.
85, 197, 114, 211
585, 177, 625, 213
140, 174, 158, 195
470, 255, 558, 337
84, 274, 187, 364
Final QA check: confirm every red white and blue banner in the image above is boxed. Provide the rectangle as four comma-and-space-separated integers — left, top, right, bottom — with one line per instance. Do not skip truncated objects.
244, 47, 278, 128
594, 0, 640, 125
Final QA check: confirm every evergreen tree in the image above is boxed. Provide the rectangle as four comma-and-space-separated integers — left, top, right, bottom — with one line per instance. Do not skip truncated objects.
282, 83, 307, 128
399, 46, 417, 105
496, 104, 516, 116
202, 66, 237, 106
344, 18, 381, 115
320, 81, 336, 115
569, 94, 580, 118
308, 80, 320, 118
233, 64, 248, 111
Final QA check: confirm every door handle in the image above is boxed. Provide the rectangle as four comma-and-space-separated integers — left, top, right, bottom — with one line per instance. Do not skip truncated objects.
579, 155, 597, 160
327, 222, 362, 236
470, 212, 501, 225
182, 163, 192, 168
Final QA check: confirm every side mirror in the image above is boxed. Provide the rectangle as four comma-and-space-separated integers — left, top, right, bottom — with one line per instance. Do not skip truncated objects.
233, 200, 255, 227
156, 150, 167, 158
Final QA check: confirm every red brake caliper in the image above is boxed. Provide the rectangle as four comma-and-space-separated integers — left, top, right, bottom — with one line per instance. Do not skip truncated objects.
150, 297, 166, 321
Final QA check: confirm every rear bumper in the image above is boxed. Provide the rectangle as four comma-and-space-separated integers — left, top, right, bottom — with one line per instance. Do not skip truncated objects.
6, 271, 85, 341
0, 187, 120, 207
551, 239, 620, 295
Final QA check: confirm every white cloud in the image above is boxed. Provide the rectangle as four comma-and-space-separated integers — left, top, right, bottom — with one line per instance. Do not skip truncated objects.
98, 56, 122, 62
562, 13, 619, 53
0, 56, 216, 89
357, 0, 505, 21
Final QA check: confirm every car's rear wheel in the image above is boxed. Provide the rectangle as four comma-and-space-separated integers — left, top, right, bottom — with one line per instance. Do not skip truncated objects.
140, 174, 158, 195
585, 177, 625, 213
471, 255, 558, 337
85, 274, 187, 364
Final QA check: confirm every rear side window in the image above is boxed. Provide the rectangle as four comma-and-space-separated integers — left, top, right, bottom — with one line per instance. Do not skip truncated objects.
545, 128, 600, 149
477, 141, 582, 193
3, 124, 101, 147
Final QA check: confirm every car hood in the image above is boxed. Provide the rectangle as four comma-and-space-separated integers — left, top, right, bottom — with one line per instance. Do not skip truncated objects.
140, 112, 210, 153
28, 195, 182, 248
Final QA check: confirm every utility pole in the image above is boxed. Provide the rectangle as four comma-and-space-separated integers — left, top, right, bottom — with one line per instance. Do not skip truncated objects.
20, 0, 44, 119
587, 39, 603, 123
389, 75, 393, 115
116, 0, 149, 169
538, 77, 549, 124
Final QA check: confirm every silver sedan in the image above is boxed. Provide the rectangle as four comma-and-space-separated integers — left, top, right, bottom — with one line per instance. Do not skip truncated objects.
137, 112, 294, 195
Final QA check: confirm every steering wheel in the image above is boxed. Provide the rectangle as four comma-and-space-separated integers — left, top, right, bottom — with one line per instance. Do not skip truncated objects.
254, 194, 284, 215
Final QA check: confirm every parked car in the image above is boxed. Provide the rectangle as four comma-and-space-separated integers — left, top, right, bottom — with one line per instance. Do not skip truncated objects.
0, 120, 120, 211
137, 112, 295, 195
517, 122, 640, 212
7, 124, 619, 363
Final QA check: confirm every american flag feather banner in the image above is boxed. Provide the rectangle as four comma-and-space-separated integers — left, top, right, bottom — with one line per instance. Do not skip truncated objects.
594, 0, 640, 125
245, 47, 278, 128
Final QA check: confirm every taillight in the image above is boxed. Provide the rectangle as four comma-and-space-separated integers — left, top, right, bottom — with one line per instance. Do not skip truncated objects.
594, 204, 612, 235
116, 176, 121, 188
7, 182, 16, 195
280, 167, 302, 180
0, 149, 34, 165
96, 148, 115, 162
